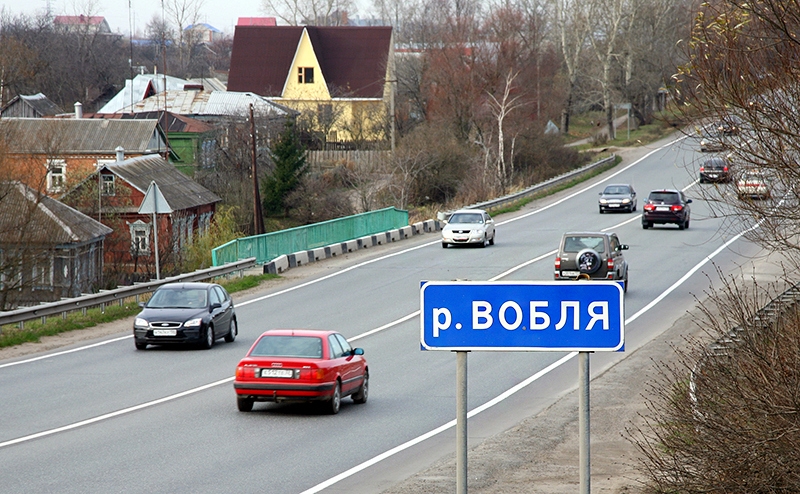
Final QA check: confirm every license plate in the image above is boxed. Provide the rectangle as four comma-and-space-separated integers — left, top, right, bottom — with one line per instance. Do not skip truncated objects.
560, 271, 580, 277
708, 174, 718, 178
656, 206, 669, 211
609, 204, 620, 207
153, 329, 177, 336
261, 369, 294, 378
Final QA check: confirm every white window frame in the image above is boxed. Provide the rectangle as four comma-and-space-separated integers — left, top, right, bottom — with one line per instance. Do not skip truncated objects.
129, 220, 151, 256
46, 159, 67, 193
101, 174, 116, 196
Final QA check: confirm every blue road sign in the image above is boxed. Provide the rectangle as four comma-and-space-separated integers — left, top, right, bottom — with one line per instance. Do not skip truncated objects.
420, 281, 624, 352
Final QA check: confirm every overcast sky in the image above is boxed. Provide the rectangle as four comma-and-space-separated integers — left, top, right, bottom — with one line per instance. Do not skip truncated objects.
1, 0, 368, 37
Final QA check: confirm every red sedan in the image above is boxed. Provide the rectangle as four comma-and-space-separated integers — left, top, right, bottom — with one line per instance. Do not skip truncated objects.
234, 329, 368, 414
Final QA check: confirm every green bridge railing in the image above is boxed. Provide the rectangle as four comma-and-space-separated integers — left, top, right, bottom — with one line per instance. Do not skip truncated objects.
211, 207, 409, 266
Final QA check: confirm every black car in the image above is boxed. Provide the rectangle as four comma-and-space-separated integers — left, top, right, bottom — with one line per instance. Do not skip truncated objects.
642, 189, 692, 230
598, 184, 637, 213
699, 157, 732, 183
133, 282, 237, 350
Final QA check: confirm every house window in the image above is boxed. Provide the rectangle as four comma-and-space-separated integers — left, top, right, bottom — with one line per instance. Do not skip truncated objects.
47, 160, 66, 192
298, 67, 314, 84
101, 175, 115, 196
129, 220, 151, 256
32, 257, 52, 287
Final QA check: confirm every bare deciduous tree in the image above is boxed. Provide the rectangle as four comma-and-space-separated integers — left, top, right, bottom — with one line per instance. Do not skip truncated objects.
260, 0, 356, 25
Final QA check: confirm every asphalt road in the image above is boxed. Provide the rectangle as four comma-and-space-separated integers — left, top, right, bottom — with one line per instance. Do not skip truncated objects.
0, 132, 767, 493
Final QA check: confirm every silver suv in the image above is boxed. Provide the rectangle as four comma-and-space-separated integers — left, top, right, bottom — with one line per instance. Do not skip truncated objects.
554, 232, 629, 292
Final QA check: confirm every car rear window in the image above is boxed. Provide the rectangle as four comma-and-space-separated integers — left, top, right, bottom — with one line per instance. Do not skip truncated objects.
563, 236, 606, 253
648, 192, 680, 204
703, 159, 727, 170
250, 336, 323, 358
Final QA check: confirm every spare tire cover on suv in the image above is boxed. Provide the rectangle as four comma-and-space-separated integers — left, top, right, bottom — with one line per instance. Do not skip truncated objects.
577, 249, 602, 274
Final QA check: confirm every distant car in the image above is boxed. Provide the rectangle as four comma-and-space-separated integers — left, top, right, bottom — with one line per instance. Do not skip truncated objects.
716, 115, 743, 136
736, 169, 771, 199
133, 282, 237, 350
234, 329, 368, 414
699, 131, 727, 152
699, 157, 732, 183
642, 189, 692, 230
441, 209, 496, 248
554, 232, 629, 292
598, 184, 637, 213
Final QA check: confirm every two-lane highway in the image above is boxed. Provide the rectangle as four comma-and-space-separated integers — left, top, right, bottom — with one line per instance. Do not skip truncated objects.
0, 133, 770, 493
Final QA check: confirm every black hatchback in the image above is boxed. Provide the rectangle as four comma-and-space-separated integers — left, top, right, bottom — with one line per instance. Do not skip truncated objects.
699, 157, 732, 183
133, 282, 238, 350
642, 189, 692, 230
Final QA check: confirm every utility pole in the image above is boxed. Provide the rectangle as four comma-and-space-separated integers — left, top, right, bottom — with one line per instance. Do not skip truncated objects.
250, 103, 265, 235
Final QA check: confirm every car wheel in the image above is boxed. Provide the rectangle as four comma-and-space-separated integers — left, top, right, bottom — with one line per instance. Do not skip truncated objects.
201, 325, 214, 349
599, 207, 604, 214
135, 340, 147, 350
441, 242, 448, 249
489, 232, 495, 246
642, 221, 649, 229
623, 272, 629, 293
684, 219, 690, 229
352, 372, 369, 404
326, 381, 341, 414
480, 235, 487, 248
237, 396, 254, 412
224, 318, 237, 343
678, 220, 685, 230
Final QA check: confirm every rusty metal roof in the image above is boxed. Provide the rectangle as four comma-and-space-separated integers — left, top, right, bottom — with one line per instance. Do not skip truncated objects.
0, 181, 112, 246
0, 118, 166, 155
228, 26, 392, 99
102, 154, 221, 211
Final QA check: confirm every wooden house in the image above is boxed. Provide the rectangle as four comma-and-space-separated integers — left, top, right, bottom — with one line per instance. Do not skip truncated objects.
0, 181, 112, 309
1, 93, 63, 119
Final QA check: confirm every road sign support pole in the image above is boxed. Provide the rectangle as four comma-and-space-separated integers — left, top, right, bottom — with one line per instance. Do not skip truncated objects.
579, 351, 590, 494
456, 350, 468, 494
152, 211, 160, 280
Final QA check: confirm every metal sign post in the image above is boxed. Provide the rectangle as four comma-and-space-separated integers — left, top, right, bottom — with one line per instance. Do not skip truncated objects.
138, 181, 173, 280
420, 281, 624, 493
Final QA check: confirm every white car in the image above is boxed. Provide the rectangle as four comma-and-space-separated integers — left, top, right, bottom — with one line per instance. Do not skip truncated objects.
736, 169, 771, 199
441, 209, 496, 248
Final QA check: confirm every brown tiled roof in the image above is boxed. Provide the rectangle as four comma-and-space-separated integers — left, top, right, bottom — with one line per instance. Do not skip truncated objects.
228, 26, 392, 98
0, 181, 112, 246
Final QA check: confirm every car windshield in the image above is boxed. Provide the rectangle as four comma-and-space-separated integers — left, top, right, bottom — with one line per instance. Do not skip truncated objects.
148, 288, 207, 308
563, 236, 606, 253
648, 192, 680, 204
449, 213, 484, 224
250, 336, 323, 359
603, 186, 630, 195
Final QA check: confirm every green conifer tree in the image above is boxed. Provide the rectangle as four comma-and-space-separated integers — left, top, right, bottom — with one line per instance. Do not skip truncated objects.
262, 120, 307, 217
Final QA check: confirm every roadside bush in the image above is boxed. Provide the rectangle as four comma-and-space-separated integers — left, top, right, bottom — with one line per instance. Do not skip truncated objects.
180, 206, 244, 272
630, 271, 800, 493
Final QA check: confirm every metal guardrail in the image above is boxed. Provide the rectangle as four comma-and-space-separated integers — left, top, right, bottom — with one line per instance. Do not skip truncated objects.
439, 154, 617, 220
0, 257, 257, 329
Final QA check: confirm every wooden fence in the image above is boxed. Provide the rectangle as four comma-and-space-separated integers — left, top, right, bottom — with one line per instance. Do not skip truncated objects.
306, 150, 391, 169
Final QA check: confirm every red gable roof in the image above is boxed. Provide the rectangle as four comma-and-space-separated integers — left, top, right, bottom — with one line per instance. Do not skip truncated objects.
54, 15, 106, 25
227, 26, 392, 99
237, 17, 277, 26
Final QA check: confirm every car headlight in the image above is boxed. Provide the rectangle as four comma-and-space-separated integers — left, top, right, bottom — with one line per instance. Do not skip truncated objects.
184, 318, 203, 328
472, 228, 485, 236
599, 199, 608, 204
621, 198, 630, 204
134, 317, 149, 328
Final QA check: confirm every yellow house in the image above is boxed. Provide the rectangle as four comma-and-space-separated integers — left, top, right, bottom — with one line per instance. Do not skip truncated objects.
227, 26, 394, 147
